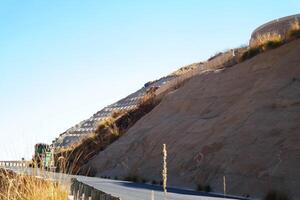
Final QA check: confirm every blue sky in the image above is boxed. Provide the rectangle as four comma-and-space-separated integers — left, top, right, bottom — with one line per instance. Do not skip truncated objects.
0, 1, 298, 160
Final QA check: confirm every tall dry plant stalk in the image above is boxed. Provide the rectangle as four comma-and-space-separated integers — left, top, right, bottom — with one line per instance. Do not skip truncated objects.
162, 144, 167, 200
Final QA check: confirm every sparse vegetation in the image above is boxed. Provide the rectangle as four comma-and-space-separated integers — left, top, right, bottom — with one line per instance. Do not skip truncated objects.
241, 32, 283, 61
241, 21, 300, 62
123, 175, 149, 184
264, 190, 289, 200
55, 90, 161, 174
287, 21, 300, 39
0, 169, 68, 200
240, 46, 262, 61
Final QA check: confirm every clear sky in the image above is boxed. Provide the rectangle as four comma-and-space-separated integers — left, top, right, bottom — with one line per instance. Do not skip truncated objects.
0, 1, 298, 160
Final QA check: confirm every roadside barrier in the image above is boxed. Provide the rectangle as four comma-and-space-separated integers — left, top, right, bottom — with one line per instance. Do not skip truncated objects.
70, 178, 120, 200
0, 160, 29, 168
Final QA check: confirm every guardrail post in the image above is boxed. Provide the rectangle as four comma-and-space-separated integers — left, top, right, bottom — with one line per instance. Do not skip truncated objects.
78, 182, 84, 200
83, 184, 92, 200
91, 188, 96, 200
70, 178, 76, 195
91, 188, 100, 200
99, 193, 106, 200
73, 179, 79, 200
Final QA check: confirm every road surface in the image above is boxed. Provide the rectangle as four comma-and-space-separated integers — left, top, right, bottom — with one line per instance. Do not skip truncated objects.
6, 167, 248, 200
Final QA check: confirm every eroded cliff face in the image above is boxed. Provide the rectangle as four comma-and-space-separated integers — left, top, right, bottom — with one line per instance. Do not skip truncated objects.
85, 39, 300, 198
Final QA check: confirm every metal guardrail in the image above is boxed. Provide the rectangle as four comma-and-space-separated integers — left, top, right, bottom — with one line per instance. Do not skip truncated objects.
70, 178, 120, 200
0, 160, 29, 167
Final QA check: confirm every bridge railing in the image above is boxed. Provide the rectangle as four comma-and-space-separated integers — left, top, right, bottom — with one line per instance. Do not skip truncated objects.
70, 178, 120, 200
0, 161, 30, 168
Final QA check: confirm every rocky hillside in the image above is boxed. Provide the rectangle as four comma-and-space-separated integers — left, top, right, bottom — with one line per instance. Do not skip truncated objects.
83, 39, 300, 198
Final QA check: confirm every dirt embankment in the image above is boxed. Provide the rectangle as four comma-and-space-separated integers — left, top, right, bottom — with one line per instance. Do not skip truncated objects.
84, 39, 300, 198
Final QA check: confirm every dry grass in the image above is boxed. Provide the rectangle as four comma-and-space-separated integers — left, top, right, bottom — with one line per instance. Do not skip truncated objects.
291, 20, 300, 30
241, 32, 284, 61
54, 95, 160, 175
0, 169, 68, 200
242, 21, 300, 62
250, 32, 283, 48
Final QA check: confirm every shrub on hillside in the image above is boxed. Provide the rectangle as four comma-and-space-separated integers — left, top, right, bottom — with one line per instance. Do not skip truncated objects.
287, 21, 300, 40
264, 190, 289, 200
241, 32, 284, 62
124, 175, 139, 182
197, 183, 212, 192
264, 40, 283, 50
240, 46, 262, 61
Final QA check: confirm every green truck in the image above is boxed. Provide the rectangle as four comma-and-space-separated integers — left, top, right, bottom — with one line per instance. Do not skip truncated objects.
29, 143, 52, 169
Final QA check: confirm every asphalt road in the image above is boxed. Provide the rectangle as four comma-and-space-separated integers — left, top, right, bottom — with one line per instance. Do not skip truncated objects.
7, 167, 248, 200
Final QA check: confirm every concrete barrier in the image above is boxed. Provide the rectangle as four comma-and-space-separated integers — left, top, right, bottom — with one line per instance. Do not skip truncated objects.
70, 178, 120, 200
0, 160, 29, 168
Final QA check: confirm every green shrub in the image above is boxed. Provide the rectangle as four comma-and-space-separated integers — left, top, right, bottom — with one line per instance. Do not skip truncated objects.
124, 175, 139, 182
197, 184, 212, 192
264, 190, 289, 200
240, 39, 282, 62
141, 178, 148, 183
264, 40, 283, 50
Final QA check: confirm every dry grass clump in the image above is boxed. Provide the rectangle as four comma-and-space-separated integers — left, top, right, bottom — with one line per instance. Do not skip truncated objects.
0, 169, 68, 200
242, 21, 300, 62
250, 32, 283, 48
